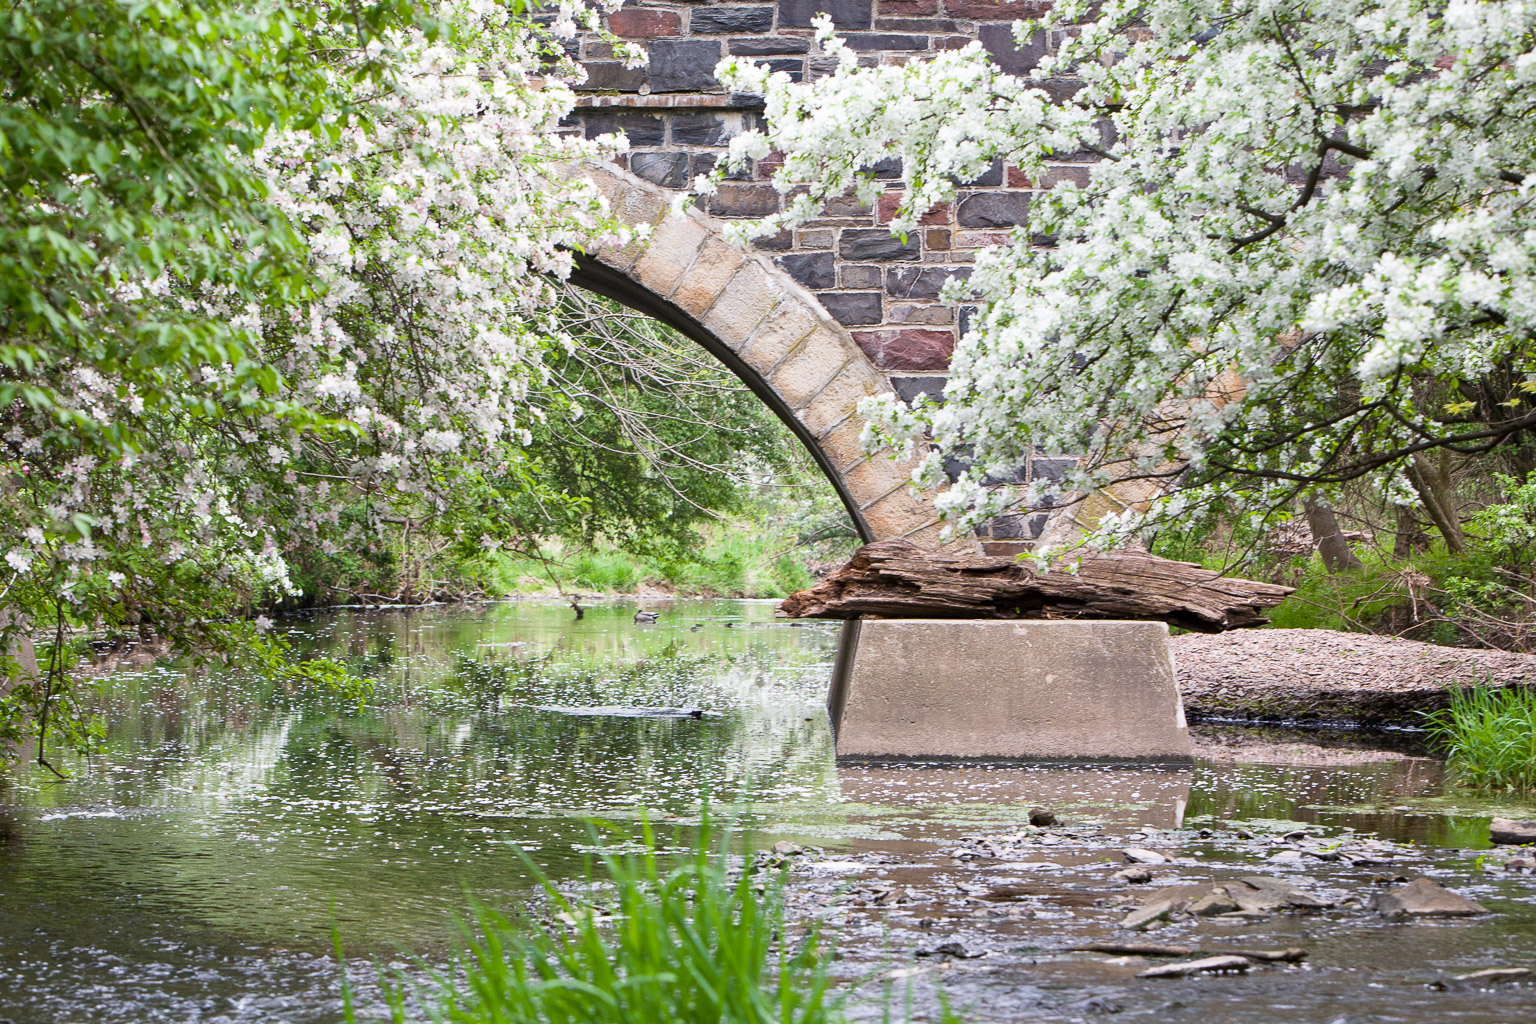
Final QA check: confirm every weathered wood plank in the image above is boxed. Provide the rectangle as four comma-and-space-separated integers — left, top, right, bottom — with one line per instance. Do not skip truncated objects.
777, 541, 1293, 632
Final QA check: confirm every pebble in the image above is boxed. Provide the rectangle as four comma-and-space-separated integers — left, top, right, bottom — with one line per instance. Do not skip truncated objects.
1113, 866, 1155, 884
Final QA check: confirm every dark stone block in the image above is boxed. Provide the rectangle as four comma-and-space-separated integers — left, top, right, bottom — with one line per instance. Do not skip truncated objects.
957, 304, 976, 335
730, 36, 811, 55
582, 113, 665, 147
1025, 513, 1049, 537
949, 158, 1003, 187
877, 18, 960, 30
841, 264, 882, 289
891, 376, 947, 405
781, 0, 873, 29
886, 265, 971, 299
648, 39, 723, 92
989, 515, 1025, 539
866, 156, 903, 178
762, 57, 805, 80
842, 33, 929, 50
671, 114, 727, 146
956, 191, 1031, 227
708, 183, 780, 217
579, 61, 646, 91
755, 228, 794, 251
840, 228, 920, 260
691, 6, 774, 32
777, 252, 836, 289
818, 291, 885, 326
1031, 457, 1078, 483
630, 151, 691, 188
979, 23, 1048, 74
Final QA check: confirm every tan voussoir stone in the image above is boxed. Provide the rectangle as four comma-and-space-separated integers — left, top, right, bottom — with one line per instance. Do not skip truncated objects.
671, 238, 744, 317
578, 164, 628, 210
596, 186, 669, 272
768, 335, 851, 410
861, 485, 940, 539
819, 417, 874, 475
737, 299, 817, 370
899, 519, 967, 553
843, 453, 919, 507
799, 363, 884, 437
633, 215, 710, 298
701, 261, 783, 352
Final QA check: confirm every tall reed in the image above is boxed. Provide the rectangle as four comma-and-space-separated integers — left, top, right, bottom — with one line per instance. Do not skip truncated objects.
1423, 682, 1536, 793
355, 818, 838, 1024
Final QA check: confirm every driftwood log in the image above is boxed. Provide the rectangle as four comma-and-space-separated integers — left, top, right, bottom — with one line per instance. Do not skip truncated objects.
777, 540, 1293, 632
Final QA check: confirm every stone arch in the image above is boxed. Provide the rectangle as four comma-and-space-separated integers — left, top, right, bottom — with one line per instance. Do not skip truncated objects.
570, 163, 947, 548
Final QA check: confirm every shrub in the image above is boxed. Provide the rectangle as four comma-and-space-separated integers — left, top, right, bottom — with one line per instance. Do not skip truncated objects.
1423, 683, 1536, 793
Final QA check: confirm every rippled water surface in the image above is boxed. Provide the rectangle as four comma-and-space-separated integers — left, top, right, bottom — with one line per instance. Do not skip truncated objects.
1, 601, 1534, 1023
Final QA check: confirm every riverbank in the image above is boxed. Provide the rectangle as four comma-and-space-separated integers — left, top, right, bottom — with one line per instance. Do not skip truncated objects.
1174, 628, 1536, 729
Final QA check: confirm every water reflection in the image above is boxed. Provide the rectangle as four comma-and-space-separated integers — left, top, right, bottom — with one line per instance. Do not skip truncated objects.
0, 600, 1515, 1024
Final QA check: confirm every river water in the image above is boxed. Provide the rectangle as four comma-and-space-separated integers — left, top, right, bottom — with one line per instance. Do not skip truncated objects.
1, 600, 1534, 1022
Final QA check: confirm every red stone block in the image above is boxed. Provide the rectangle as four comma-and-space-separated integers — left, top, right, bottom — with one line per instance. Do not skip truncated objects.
877, 193, 950, 225
608, 9, 682, 37
925, 227, 952, 250
1006, 165, 1033, 188
879, 0, 939, 14
944, 0, 1051, 18
852, 328, 955, 370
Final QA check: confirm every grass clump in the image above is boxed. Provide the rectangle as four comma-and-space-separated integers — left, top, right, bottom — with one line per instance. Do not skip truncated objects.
359, 819, 839, 1024
1423, 683, 1536, 793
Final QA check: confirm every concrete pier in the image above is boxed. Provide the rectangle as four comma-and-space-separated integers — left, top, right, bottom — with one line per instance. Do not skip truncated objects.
828, 620, 1191, 761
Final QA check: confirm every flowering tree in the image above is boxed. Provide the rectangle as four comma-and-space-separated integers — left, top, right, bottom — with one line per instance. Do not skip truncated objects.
0, 0, 641, 767
712, 1, 1536, 552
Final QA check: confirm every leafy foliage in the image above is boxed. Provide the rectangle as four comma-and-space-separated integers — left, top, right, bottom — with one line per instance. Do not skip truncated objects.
1424, 683, 1536, 793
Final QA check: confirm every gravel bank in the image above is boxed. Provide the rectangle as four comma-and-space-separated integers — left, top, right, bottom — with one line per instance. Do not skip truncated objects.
1172, 629, 1536, 728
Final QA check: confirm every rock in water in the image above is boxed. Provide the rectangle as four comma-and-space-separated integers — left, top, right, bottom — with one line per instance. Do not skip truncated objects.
1113, 866, 1155, 884
1190, 888, 1240, 917
1122, 898, 1181, 930
1139, 955, 1253, 979
1124, 848, 1169, 864
1490, 817, 1536, 845
1029, 806, 1058, 827
1373, 877, 1489, 917
1454, 967, 1531, 984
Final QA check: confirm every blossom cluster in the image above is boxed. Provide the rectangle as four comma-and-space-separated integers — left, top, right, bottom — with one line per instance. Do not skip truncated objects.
716, 2, 1536, 549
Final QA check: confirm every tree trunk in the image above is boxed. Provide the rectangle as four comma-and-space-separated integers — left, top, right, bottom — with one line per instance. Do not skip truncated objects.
1393, 505, 1425, 559
1304, 496, 1363, 572
777, 540, 1294, 633
1405, 452, 1465, 554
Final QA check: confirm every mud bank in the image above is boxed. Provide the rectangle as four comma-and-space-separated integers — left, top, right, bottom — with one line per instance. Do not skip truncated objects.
1173, 629, 1536, 728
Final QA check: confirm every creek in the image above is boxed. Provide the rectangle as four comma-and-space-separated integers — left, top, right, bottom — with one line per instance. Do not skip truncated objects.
1, 600, 1534, 1022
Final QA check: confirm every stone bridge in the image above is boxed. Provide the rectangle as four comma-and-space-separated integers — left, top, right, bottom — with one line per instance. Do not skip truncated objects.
562, 0, 1087, 553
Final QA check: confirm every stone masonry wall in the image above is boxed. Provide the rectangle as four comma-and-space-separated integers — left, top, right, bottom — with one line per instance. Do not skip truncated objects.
567, 1, 1082, 552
